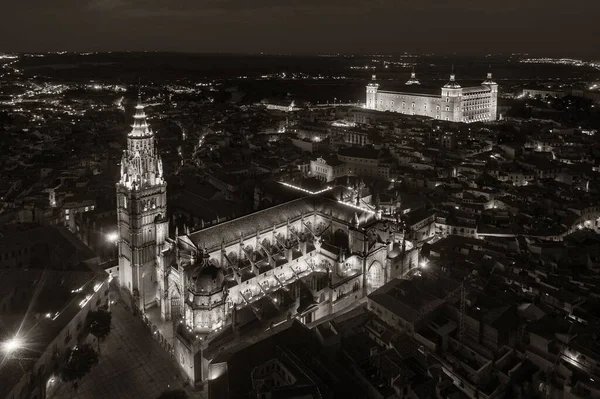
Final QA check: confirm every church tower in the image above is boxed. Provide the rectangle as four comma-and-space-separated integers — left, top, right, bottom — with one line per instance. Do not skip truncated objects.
116, 96, 168, 313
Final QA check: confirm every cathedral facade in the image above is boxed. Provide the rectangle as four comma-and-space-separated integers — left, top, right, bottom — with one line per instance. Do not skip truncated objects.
158, 196, 420, 383
365, 71, 498, 123
116, 101, 423, 385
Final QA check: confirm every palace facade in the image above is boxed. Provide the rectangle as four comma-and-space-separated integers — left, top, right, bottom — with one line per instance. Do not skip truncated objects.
365, 71, 498, 123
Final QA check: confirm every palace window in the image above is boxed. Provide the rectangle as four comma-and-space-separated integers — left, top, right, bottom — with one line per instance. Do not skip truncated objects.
446, 106, 450, 111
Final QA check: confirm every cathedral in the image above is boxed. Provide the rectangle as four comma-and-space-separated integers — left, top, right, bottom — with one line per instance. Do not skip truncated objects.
117, 99, 423, 385
365, 70, 499, 123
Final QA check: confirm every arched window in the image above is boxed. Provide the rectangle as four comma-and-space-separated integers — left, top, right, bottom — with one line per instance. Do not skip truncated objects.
367, 261, 385, 293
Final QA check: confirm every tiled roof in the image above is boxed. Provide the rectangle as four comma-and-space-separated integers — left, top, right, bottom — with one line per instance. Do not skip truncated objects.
186, 196, 375, 251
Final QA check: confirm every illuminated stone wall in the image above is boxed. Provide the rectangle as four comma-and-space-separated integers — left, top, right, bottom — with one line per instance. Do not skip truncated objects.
375, 91, 441, 119
365, 82, 498, 123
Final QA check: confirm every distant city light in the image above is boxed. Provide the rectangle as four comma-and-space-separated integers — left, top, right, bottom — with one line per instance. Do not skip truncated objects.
106, 232, 118, 242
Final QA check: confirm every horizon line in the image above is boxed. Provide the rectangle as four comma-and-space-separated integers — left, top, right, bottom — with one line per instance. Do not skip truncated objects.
1, 50, 598, 59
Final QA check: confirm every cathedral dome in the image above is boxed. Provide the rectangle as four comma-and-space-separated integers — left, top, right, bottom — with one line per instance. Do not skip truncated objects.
189, 263, 224, 294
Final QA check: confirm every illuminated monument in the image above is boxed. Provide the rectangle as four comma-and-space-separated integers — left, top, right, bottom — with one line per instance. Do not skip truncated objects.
366, 70, 498, 123
114, 100, 428, 386
155, 192, 423, 385
116, 97, 168, 312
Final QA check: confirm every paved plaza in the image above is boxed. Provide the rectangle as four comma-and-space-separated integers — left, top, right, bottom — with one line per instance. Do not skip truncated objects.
51, 302, 206, 399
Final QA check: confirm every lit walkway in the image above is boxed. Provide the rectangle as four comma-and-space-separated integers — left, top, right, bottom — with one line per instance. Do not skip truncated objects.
145, 306, 175, 345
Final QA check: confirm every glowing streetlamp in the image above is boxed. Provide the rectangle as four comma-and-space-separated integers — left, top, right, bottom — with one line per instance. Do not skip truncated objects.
106, 232, 118, 243
419, 260, 428, 269
2, 336, 23, 353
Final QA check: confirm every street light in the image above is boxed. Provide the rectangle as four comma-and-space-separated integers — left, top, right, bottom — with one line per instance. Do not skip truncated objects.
2, 336, 23, 353
106, 232, 118, 243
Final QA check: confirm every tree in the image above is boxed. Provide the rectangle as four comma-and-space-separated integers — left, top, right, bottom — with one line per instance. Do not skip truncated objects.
87, 308, 112, 352
157, 389, 188, 399
60, 344, 99, 384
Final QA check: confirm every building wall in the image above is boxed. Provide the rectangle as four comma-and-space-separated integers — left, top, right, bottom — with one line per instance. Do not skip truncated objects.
63, 200, 96, 231
290, 138, 317, 153
117, 183, 168, 311
366, 83, 498, 123
338, 154, 389, 180
462, 85, 497, 122
343, 131, 370, 146
6, 278, 110, 399
310, 158, 346, 182
374, 90, 441, 119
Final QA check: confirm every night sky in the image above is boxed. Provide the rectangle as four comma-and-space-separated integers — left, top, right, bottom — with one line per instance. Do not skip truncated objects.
1, 0, 599, 56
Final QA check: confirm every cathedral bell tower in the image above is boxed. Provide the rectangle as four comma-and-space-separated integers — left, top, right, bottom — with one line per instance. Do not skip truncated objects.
116, 96, 168, 313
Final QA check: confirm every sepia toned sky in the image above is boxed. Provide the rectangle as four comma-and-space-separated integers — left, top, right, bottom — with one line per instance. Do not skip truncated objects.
1, 0, 599, 56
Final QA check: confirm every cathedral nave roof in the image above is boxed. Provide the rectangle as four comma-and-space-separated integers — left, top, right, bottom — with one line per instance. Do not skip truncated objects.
186, 196, 376, 251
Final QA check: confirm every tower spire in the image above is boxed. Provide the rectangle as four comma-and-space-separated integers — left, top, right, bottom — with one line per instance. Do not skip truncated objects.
130, 97, 151, 138
406, 65, 420, 85
119, 92, 163, 189
482, 65, 496, 86
444, 65, 461, 89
